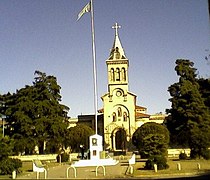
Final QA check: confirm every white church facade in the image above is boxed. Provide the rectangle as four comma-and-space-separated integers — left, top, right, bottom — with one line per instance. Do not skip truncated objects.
100, 23, 137, 151
74, 23, 165, 152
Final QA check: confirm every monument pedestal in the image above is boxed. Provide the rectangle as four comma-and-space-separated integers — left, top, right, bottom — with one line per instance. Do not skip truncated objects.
90, 134, 103, 160
72, 134, 118, 167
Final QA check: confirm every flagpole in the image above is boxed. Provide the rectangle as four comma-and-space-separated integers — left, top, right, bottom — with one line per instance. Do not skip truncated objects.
90, 0, 98, 134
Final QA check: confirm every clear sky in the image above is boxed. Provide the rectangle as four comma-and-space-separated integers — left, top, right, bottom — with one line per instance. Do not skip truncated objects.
0, 0, 209, 118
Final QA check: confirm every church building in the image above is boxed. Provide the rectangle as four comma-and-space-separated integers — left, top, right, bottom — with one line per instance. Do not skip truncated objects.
100, 23, 137, 151
75, 23, 165, 152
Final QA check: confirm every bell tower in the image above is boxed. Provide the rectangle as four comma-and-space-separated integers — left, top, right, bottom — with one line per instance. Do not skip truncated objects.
106, 23, 129, 101
101, 23, 136, 151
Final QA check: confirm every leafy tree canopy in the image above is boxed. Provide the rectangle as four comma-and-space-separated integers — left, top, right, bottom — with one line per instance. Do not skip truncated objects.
132, 122, 169, 158
198, 78, 210, 108
65, 124, 94, 152
0, 136, 14, 160
165, 59, 210, 158
0, 71, 70, 154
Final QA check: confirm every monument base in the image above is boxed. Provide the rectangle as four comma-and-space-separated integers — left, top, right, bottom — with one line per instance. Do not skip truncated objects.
72, 158, 119, 167
73, 134, 119, 167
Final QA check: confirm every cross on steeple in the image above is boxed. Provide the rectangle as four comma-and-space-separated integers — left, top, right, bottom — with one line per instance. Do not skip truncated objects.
109, 22, 126, 60
112, 23, 121, 36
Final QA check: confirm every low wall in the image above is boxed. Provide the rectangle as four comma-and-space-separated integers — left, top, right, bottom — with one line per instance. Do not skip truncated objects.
9, 148, 203, 161
69, 153, 79, 160
167, 149, 191, 158
10, 154, 58, 162
10, 153, 79, 162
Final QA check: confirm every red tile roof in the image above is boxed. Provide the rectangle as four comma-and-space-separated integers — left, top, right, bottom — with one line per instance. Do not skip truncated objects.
135, 112, 150, 118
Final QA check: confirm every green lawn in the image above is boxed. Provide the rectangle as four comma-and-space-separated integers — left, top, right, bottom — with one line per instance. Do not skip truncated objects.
133, 159, 210, 177
0, 161, 61, 179
0, 175, 10, 179
1, 158, 210, 179
20, 161, 60, 173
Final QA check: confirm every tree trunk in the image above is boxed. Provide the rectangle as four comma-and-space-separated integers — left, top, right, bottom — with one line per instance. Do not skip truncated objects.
38, 141, 44, 154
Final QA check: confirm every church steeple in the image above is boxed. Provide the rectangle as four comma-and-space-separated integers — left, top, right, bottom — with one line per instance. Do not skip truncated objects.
102, 23, 137, 152
109, 23, 127, 60
106, 23, 129, 96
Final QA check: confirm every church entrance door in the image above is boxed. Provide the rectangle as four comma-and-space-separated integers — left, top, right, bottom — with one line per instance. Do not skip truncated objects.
115, 128, 126, 150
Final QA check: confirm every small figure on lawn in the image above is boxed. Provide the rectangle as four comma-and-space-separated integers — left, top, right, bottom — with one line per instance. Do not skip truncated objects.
80, 145, 85, 159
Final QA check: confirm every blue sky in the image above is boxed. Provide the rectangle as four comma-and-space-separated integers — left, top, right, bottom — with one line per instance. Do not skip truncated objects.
0, 0, 209, 118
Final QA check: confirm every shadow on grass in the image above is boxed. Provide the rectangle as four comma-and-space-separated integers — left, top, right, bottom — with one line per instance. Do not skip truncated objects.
172, 159, 181, 161
120, 162, 129, 166
186, 170, 210, 180
0, 175, 10, 179
120, 158, 147, 167
158, 170, 210, 180
136, 159, 147, 162
172, 158, 191, 161
134, 170, 210, 180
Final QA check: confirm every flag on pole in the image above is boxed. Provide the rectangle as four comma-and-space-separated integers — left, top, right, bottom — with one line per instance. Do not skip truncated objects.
77, 2, 91, 21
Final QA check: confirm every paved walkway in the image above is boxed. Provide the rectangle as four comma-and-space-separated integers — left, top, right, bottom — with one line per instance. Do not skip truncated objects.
17, 161, 130, 179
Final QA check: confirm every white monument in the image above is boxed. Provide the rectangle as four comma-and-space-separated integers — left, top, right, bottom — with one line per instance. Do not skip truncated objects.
72, 134, 118, 167
89, 134, 103, 160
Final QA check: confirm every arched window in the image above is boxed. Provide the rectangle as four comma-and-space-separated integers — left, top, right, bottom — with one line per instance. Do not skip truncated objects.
113, 112, 116, 122
122, 67, 126, 81
118, 107, 122, 117
123, 112, 127, 121
110, 68, 115, 81
116, 68, 120, 81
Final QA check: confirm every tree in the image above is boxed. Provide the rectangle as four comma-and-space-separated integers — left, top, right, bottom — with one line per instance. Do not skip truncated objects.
4, 86, 37, 154
32, 71, 69, 153
165, 59, 210, 158
65, 124, 94, 152
0, 71, 70, 154
0, 136, 22, 175
132, 122, 169, 158
0, 136, 14, 161
198, 78, 210, 109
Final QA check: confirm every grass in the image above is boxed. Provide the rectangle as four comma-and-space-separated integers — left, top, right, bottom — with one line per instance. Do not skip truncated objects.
1, 158, 210, 179
133, 158, 210, 177
0, 175, 10, 179
13, 160, 60, 178
0, 158, 74, 179
20, 160, 60, 171
0, 162, 33, 179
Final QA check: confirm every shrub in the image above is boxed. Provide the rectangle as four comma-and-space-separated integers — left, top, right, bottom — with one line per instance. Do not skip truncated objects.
0, 158, 22, 175
145, 155, 169, 170
190, 149, 198, 159
12, 158, 22, 173
57, 153, 69, 162
179, 152, 188, 160
132, 122, 169, 158
190, 148, 210, 160
202, 150, 210, 160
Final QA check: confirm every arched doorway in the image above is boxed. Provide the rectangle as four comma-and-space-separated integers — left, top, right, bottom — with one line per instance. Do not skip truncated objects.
115, 128, 127, 150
